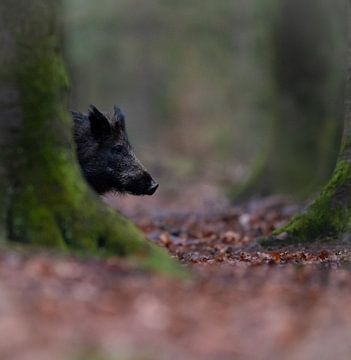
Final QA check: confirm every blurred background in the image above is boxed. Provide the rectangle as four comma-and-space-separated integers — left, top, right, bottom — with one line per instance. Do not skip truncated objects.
2, 3, 351, 360
64, 0, 348, 206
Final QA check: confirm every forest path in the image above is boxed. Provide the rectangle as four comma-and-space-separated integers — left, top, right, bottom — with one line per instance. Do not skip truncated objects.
1, 188, 351, 360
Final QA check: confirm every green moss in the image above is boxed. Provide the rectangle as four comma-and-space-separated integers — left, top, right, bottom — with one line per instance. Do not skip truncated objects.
274, 160, 351, 241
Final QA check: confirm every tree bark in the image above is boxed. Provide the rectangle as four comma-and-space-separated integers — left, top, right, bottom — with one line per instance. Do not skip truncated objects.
233, 0, 344, 200
271, 0, 351, 242
0, 0, 180, 275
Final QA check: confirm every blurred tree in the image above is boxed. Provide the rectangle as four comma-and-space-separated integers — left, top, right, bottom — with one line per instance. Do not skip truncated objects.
64, 0, 345, 196
0, 0, 179, 274
270, 0, 351, 242
64, 0, 268, 183
233, 0, 346, 199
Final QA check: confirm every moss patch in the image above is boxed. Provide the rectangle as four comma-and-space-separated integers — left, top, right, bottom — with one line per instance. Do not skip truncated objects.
274, 160, 351, 242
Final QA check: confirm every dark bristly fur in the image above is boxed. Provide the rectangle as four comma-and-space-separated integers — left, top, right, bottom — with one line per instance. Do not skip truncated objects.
71, 105, 158, 195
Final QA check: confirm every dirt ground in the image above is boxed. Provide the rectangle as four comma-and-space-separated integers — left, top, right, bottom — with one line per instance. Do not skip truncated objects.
1, 185, 351, 360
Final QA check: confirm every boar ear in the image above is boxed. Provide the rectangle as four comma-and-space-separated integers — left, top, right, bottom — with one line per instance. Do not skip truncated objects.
89, 105, 111, 140
113, 105, 126, 129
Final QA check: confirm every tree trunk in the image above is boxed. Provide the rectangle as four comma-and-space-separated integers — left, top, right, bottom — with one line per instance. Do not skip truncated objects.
233, 0, 344, 200
0, 0, 180, 275
271, 0, 351, 242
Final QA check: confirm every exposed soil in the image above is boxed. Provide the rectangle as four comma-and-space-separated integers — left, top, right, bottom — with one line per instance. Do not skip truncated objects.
1, 186, 351, 360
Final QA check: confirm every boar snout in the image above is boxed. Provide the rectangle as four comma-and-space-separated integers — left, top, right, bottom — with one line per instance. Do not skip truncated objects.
134, 171, 159, 196
146, 180, 159, 195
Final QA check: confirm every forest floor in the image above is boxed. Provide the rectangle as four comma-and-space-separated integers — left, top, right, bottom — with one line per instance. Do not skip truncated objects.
1, 184, 351, 360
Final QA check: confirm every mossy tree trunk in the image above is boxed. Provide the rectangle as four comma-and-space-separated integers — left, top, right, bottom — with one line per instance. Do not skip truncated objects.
272, 0, 351, 243
233, 0, 345, 200
0, 0, 179, 274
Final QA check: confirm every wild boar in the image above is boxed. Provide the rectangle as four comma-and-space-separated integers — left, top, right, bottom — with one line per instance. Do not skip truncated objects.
72, 105, 158, 195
